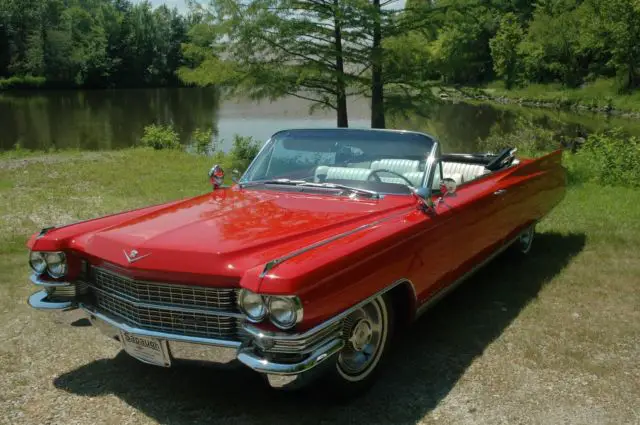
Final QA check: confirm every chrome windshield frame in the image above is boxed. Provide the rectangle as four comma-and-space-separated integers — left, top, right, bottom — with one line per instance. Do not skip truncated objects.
239, 128, 440, 194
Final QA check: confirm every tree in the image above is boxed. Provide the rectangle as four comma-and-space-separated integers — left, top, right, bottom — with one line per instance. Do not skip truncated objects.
490, 12, 524, 89
179, 0, 355, 127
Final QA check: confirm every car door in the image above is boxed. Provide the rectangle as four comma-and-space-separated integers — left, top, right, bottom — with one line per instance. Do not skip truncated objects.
411, 158, 512, 304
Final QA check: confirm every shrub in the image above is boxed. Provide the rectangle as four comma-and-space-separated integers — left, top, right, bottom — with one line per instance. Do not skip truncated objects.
566, 129, 640, 187
140, 124, 181, 150
229, 135, 260, 171
0, 75, 47, 90
191, 128, 214, 155
479, 117, 559, 156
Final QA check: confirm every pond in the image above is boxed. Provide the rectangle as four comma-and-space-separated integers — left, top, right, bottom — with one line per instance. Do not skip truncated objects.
2, 87, 640, 154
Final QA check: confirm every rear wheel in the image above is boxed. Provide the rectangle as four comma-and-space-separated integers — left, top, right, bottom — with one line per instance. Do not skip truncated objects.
512, 223, 536, 254
324, 295, 394, 397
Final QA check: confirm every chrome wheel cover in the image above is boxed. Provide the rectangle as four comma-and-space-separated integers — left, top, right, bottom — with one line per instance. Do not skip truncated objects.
337, 297, 388, 382
518, 224, 535, 254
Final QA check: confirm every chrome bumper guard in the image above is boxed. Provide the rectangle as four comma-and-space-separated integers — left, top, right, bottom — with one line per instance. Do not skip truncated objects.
28, 279, 344, 383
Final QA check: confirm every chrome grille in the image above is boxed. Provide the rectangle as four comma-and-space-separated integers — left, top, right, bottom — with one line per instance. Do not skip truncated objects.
93, 268, 238, 311
87, 268, 243, 341
95, 290, 241, 339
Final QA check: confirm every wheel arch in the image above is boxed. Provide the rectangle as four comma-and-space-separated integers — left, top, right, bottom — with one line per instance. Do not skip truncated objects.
385, 278, 418, 328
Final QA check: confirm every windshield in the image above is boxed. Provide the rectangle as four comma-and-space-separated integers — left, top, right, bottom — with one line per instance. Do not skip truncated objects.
241, 129, 437, 194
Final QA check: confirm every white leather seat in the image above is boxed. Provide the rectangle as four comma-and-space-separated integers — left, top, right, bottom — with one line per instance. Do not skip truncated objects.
315, 166, 373, 181
370, 159, 420, 174
442, 172, 464, 186
442, 162, 489, 183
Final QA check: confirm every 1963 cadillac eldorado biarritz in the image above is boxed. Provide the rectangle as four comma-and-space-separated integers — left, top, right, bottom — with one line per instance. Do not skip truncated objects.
27, 128, 565, 395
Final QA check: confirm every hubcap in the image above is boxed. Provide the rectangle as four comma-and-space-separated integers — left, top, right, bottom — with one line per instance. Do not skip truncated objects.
349, 319, 373, 352
337, 298, 387, 380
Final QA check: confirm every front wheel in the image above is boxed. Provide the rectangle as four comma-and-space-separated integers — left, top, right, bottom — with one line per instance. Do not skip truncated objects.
324, 295, 394, 397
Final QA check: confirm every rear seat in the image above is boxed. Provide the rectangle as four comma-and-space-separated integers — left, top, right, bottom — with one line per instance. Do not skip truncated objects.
315, 166, 373, 182
370, 159, 420, 174
442, 162, 490, 184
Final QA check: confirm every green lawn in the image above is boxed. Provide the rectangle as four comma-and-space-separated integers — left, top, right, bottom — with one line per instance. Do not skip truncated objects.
0, 149, 638, 424
449, 79, 640, 114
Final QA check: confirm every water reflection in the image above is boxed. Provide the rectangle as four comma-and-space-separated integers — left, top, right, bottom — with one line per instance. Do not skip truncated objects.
1, 88, 640, 153
0, 88, 219, 151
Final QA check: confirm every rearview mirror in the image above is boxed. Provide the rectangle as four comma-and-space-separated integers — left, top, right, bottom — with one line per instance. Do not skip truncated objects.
440, 178, 457, 196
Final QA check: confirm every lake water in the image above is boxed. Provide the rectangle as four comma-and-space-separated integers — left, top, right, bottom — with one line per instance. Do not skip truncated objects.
2, 87, 640, 154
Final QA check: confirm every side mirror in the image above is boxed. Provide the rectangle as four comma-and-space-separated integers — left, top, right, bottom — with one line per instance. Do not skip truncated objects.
440, 178, 457, 196
208, 164, 225, 190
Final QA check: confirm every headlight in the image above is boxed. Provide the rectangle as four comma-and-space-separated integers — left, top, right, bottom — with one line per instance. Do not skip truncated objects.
267, 296, 302, 330
29, 251, 47, 274
45, 252, 67, 278
238, 289, 267, 322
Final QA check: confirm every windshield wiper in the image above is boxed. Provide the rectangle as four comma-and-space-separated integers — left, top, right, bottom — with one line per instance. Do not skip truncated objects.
239, 178, 307, 188
296, 182, 380, 199
240, 179, 380, 199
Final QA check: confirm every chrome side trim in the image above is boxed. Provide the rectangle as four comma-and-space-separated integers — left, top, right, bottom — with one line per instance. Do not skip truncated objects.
415, 236, 518, 318
244, 278, 416, 341
30, 273, 71, 288
80, 304, 242, 348
28, 290, 75, 310
84, 282, 245, 318
260, 212, 412, 277
237, 338, 344, 375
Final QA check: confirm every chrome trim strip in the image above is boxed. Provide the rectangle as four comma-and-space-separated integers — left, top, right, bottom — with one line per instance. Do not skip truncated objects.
260, 212, 412, 277
93, 267, 238, 296
80, 304, 242, 348
30, 273, 71, 288
415, 236, 518, 318
84, 282, 245, 318
28, 290, 75, 310
237, 338, 344, 375
244, 278, 416, 341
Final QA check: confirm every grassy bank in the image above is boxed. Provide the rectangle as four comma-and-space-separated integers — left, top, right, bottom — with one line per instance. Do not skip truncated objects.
445, 79, 640, 117
0, 147, 639, 423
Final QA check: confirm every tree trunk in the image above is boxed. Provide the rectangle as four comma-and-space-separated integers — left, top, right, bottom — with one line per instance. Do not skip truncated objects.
370, 0, 385, 129
333, 1, 348, 128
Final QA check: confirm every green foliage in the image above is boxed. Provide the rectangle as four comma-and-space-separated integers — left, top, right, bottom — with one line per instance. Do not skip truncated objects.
480, 119, 640, 188
229, 135, 260, 171
565, 130, 640, 187
140, 124, 181, 150
490, 13, 524, 89
0, 75, 46, 89
0, 0, 190, 88
191, 128, 214, 155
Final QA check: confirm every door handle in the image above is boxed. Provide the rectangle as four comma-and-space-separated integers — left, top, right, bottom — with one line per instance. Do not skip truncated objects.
493, 189, 507, 196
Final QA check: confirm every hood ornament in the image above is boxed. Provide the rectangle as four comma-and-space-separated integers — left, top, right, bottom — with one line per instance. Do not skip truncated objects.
123, 249, 151, 264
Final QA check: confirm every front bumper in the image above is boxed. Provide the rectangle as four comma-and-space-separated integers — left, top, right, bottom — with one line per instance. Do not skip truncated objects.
28, 287, 343, 387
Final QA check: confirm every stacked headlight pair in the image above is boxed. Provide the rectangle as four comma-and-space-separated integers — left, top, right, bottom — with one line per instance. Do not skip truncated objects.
238, 289, 302, 330
29, 251, 67, 278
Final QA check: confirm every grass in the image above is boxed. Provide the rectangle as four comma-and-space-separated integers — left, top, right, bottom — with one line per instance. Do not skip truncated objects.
0, 149, 639, 424
451, 79, 640, 115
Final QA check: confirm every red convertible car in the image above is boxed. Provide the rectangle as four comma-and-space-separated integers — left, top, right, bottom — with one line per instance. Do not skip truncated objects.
27, 128, 565, 394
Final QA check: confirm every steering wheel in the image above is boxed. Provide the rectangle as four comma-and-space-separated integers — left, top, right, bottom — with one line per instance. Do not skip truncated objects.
368, 169, 416, 187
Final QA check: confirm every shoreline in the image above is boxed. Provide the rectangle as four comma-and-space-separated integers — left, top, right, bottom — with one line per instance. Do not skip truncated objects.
439, 86, 640, 119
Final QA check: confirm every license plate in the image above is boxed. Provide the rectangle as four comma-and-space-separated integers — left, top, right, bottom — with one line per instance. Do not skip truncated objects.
120, 332, 171, 367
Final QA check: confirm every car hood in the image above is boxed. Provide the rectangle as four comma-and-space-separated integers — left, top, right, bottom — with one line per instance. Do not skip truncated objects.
72, 187, 414, 281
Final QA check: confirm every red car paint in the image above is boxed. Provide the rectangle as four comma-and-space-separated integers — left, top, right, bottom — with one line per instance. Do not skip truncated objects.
28, 150, 566, 331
